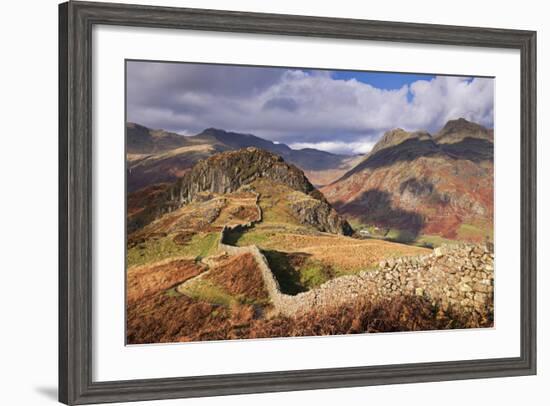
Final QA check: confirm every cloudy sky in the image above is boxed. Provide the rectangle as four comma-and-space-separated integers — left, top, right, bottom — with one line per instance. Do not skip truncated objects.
126, 61, 494, 155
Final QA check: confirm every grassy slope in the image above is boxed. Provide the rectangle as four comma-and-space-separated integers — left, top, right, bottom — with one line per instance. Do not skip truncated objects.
127, 189, 261, 268
348, 217, 492, 249
178, 253, 270, 306
127, 232, 219, 268
228, 180, 430, 293
126, 180, 490, 344
127, 178, 429, 306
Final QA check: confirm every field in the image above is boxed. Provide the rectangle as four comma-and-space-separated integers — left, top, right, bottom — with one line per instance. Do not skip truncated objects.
126, 248, 490, 344
227, 180, 429, 286
347, 216, 492, 249
125, 179, 476, 345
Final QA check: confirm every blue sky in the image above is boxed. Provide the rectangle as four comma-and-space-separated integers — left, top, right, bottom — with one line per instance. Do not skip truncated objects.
329, 71, 438, 103
330, 71, 436, 90
127, 61, 494, 155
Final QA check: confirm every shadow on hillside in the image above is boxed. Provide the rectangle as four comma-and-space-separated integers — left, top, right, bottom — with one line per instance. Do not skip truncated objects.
440, 137, 494, 163
399, 177, 450, 206
341, 189, 425, 243
222, 226, 249, 245
262, 250, 312, 295
340, 137, 494, 181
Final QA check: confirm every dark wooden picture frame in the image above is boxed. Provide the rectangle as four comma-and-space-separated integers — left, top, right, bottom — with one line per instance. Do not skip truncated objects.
59, 1, 537, 404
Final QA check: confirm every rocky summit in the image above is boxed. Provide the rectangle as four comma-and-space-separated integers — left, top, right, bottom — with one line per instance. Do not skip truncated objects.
169, 147, 316, 202
130, 147, 352, 236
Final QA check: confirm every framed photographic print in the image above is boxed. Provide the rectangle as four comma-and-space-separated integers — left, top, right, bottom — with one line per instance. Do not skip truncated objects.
59, 1, 537, 404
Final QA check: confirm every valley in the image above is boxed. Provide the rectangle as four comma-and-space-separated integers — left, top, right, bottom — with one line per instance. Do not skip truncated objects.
126, 128, 494, 343
127, 118, 494, 248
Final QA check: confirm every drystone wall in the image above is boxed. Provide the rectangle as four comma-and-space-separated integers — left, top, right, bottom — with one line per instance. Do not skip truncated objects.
217, 192, 493, 317
277, 243, 493, 317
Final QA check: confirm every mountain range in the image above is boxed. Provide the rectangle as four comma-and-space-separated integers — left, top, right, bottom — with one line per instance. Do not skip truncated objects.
127, 123, 361, 191
321, 118, 493, 243
127, 117, 494, 244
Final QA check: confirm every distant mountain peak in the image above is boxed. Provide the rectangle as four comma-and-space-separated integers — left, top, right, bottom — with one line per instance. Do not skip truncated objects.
435, 117, 492, 144
126, 122, 192, 155
127, 122, 366, 190
201, 127, 230, 136
440, 117, 483, 132
194, 128, 272, 145
321, 118, 494, 242
127, 122, 144, 129
369, 128, 432, 155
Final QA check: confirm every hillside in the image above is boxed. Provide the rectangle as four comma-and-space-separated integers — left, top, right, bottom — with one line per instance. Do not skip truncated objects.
127, 122, 198, 154
126, 123, 358, 191
321, 118, 494, 244
126, 141, 493, 344
191, 128, 358, 183
126, 147, 428, 298
128, 147, 352, 236
126, 162, 491, 344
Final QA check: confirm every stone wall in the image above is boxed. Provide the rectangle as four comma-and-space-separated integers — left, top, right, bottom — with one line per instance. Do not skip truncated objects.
277, 243, 494, 317
217, 193, 493, 318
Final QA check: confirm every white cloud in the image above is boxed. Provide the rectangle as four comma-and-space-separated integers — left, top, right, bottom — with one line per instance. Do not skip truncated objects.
289, 139, 377, 155
127, 62, 494, 155
406, 76, 494, 130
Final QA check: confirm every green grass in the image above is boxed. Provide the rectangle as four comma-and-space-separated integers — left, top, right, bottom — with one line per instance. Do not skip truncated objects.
347, 220, 388, 238
180, 279, 267, 307
263, 250, 334, 294
262, 250, 304, 295
384, 228, 417, 244
456, 223, 493, 241
251, 179, 307, 225
229, 229, 270, 246
414, 234, 456, 248
179, 280, 238, 307
299, 261, 332, 289
190, 232, 220, 260
127, 236, 184, 268
127, 232, 219, 267
346, 215, 494, 248
347, 221, 458, 249
260, 200, 297, 224
165, 287, 182, 297
346, 218, 364, 230
384, 229, 457, 248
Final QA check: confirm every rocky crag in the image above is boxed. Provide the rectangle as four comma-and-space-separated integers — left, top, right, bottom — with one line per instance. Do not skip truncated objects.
130, 147, 352, 235
168, 147, 317, 202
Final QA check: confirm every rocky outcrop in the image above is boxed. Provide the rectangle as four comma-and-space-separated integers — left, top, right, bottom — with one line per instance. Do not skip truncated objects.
168, 147, 317, 203
134, 147, 352, 236
435, 117, 494, 144
369, 128, 432, 155
287, 195, 353, 235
